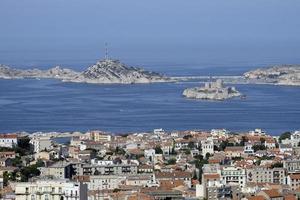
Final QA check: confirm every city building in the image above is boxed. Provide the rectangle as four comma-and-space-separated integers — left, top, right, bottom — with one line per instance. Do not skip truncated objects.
201, 138, 214, 157
247, 167, 286, 184
221, 166, 247, 189
30, 137, 52, 153
0, 134, 18, 148
15, 179, 88, 200
39, 162, 76, 179
90, 131, 112, 142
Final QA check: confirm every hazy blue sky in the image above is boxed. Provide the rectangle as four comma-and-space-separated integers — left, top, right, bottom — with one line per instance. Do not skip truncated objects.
0, 0, 300, 71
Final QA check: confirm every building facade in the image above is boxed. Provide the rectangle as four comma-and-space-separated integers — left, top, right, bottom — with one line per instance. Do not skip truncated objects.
15, 179, 88, 200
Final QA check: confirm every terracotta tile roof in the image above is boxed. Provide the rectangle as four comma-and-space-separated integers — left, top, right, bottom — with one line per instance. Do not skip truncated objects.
203, 173, 220, 179
0, 134, 17, 139
128, 193, 154, 200
159, 180, 185, 190
247, 196, 266, 200
73, 175, 90, 182
290, 174, 300, 180
262, 189, 282, 198
284, 194, 296, 200
225, 146, 244, 152
208, 159, 220, 164
155, 171, 192, 179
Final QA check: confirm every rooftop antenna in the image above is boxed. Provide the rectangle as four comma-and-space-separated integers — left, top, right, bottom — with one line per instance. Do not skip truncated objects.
104, 42, 109, 60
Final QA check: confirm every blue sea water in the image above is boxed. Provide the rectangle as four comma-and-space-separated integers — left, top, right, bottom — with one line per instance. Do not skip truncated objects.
0, 78, 299, 135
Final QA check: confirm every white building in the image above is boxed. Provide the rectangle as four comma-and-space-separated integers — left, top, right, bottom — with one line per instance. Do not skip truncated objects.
244, 142, 254, 155
15, 179, 88, 200
290, 130, 300, 147
153, 128, 165, 135
0, 177, 3, 190
221, 166, 247, 189
30, 137, 52, 153
211, 129, 229, 138
0, 134, 18, 148
144, 149, 156, 162
201, 138, 214, 157
249, 128, 266, 136
88, 175, 126, 190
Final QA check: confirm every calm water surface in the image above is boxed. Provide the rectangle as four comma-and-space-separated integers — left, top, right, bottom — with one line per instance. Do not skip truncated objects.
0, 78, 299, 135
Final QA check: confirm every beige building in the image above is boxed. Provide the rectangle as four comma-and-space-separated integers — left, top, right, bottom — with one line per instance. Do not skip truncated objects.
90, 131, 111, 142
89, 175, 126, 190
30, 137, 52, 153
39, 162, 75, 179
247, 167, 286, 184
15, 179, 87, 200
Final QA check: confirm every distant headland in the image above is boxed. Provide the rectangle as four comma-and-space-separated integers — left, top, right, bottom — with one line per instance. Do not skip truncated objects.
0, 59, 170, 84
244, 65, 300, 86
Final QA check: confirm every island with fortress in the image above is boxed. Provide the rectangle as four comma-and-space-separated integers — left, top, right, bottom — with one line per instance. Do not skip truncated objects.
183, 79, 242, 100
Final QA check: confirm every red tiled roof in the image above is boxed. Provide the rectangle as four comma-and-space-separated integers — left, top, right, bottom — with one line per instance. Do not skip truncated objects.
0, 134, 17, 139
290, 174, 300, 180
203, 174, 220, 179
262, 189, 282, 198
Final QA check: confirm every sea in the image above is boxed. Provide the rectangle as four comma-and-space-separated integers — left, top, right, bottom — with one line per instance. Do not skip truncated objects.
0, 48, 300, 136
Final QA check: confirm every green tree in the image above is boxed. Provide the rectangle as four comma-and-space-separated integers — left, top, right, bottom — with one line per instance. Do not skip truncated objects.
279, 132, 291, 143
183, 135, 192, 140
184, 149, 191, 155
188, 141, 195, 149
253, 144, 266, 152
240, 136, 248, 146
20, 164, 41, 181
219, 140, 229, 151
167, 158, 177, 165
155, 146, 163, 154
271, 162, 283, 168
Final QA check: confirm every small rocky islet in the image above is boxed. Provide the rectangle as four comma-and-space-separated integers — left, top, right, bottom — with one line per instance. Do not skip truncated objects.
183, 79, 242, 101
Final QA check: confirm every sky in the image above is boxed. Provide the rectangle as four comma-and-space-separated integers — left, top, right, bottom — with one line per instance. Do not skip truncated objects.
0, 0, 300, 71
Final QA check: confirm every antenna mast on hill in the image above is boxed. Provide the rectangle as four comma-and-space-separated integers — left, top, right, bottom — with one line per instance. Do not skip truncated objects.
105, 42, 109, 60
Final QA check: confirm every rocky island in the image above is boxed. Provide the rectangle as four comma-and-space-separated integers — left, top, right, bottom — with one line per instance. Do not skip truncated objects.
244, 65, 300, 86
0, 59, 170, 84
183, 79, 242, 100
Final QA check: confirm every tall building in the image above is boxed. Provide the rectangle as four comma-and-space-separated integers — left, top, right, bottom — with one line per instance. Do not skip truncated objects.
201, 138, 214, 157
30, 137, 52, 153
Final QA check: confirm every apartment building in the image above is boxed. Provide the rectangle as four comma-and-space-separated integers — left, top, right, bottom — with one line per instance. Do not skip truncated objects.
15, 179, 87, 200
0, 134, 18, 148
89, 175, 126, 190
247, 167, 286, 184
39, 162, 76, 179
79, 162, 138, 176
221, 166, 247, 189
90, 131, 112, 142
284, 159, 300, 173
30, 137, 52, 153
